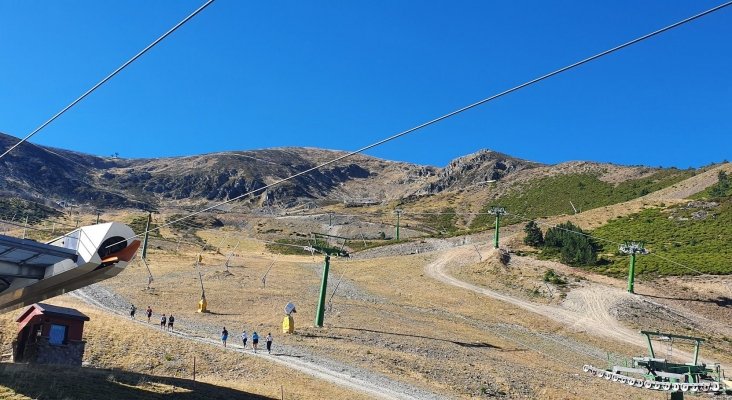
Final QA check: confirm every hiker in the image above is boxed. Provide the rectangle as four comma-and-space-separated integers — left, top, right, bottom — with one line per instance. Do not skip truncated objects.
266, 333, 273, 354
167, 315, 175, 332
221, 327, 229, 347
160, 314, 167, 329
146, 306, 153, 323
241, 330, 248, 349
129, 304, 136, 319
252, 331, 259, 353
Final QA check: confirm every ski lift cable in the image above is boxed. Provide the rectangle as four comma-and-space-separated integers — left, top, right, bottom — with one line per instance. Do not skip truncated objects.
327, 267, 348, 309
104, 1, 732, 249
0, 0, 216, 161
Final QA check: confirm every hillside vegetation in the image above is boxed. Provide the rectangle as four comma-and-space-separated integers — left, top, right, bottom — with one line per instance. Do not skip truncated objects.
691, 170, 732, 199
470, 169, 696, 229
0, 199, 62, 225
590, 198, 732, 277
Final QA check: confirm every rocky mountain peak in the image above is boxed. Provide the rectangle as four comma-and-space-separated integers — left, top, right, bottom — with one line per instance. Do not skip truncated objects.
424, 149, 540, 194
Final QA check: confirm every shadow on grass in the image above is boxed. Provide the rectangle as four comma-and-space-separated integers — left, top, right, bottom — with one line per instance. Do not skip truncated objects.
0, 363, 273, 400
642, 294, 732, 308
202, 311, 240, 316
330, 326, 501, 349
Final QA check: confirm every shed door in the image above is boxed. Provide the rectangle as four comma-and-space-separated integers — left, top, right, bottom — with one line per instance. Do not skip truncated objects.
49, 324, 67, 345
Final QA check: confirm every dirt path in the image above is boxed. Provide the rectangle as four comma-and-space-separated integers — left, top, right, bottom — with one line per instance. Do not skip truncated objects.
424, 244, 732, 374
71, 286, 445, 400
424, 247, 641, 347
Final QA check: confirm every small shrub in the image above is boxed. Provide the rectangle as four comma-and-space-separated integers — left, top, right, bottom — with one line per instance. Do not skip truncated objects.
543, 269, 566, 285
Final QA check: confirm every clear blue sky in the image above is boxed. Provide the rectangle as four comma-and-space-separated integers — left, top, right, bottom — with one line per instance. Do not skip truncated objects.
1, 1, 730, 168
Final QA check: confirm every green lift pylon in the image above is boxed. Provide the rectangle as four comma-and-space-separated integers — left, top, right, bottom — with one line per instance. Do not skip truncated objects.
314, 255, 331, 327
394, 209, 402, 241
489, 207, 506, 249
619, 241, 648, 294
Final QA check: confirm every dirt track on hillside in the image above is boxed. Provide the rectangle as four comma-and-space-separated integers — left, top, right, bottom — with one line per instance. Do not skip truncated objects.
424, 248, 641, 347
72, 286, 444, 400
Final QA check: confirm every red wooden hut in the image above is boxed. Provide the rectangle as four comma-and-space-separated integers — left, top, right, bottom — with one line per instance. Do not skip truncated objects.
12, 303, 90, 366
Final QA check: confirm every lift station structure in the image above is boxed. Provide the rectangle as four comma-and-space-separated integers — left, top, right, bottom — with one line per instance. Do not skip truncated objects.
584, 331, 728, 398
0, 222, 140, 313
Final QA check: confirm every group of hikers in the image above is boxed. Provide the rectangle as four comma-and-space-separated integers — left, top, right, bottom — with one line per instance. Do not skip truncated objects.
129, 305, 175, 331
221, 327, 273, 354
131, 305, 274, 354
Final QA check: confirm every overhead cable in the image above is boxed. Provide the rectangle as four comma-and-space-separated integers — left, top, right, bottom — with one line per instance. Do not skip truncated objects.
109, 1, 732, 247
0, 0, 216, 161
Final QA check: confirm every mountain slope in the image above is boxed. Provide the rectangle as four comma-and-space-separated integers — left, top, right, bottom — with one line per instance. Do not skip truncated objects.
0, 132, 712, 220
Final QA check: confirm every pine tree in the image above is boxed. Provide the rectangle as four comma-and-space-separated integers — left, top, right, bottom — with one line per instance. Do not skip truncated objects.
523, 221, 544, 247
544, 222, 599, 266
710, 171, 730, 197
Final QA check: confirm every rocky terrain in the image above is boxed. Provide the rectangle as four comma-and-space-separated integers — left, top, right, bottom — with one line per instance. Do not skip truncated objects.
0, 132, 700, 218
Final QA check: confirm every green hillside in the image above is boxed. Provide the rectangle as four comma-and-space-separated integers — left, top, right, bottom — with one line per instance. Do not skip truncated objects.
590, 198, 732, 277
470, 169, 695, 229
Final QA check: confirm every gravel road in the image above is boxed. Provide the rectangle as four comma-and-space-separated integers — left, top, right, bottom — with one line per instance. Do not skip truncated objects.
72, 284, 447, 400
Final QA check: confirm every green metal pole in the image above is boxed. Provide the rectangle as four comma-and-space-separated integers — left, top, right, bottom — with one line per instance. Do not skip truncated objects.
315, 255, 331, 327
395, 211, 401, 241
493, 213, 500, 249
142, 212, 151, 260
693, 339, 700, 365
627, 252, 636, 293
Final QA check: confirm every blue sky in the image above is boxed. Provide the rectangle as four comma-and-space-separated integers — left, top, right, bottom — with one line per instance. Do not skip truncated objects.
0, 1, 730, 168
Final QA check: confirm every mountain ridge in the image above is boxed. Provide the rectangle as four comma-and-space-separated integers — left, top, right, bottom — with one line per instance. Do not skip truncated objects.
0, 132, 698, 213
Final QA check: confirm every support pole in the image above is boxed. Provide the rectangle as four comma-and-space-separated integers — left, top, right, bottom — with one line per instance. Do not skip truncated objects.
494, 212, 501, 249
620, 242, 647, 294
22, 215, 28, 239
489, 207, 505, 249
395, 209, 402, 241
627, 253, 636, 294
314, 255, 331, 327
643, 331, 655, 359
96, 211, 101, 224
141, 212, 152, 260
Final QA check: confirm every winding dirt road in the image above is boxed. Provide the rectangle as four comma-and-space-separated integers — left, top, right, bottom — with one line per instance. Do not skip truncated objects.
424, 247, 642, 347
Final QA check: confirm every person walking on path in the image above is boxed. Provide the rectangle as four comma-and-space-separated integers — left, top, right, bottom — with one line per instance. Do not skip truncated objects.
241, 330, 248, 349
221, 327, 229, 347
146, 306, 153, 323
129, 304, 136, 319
160, 314, 167, 330
167, 315, 175, 332
252, 331, 259, 353
266, 333, 273, 354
